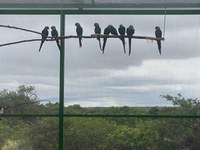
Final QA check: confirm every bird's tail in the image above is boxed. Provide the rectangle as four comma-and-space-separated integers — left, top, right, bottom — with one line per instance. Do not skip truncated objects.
102, 38, 107, 54
128, 38, 132, 56
157, 40, 161, 55
56, 40, 61, 51
120, 37, 126, 54
79, 38, 82, 47
97, 38, 101, 50
39, 40, 44, 52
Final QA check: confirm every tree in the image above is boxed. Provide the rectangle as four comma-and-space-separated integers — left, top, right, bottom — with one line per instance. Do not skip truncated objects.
161, 94, 200, 115
0, 119, 12, 148
28, 118, 59, 150
0, 85, 47, 149
64, 118, 116, 150
105, 119, 160, 150
0, 85, 45, 115
158, 94, 200, 150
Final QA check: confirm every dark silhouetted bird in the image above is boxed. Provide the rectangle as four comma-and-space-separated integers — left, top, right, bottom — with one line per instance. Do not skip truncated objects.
118, 24, 126, 54
75, 23, 83, 47
126, 25, 135, 56
108, 25, 118, 36
109, 25, 126, 54
51, 26, 61, 51
155, 26, 162, 55
102, 25, 111, 53
94, 23, 101, 50
39, 26, 49, 52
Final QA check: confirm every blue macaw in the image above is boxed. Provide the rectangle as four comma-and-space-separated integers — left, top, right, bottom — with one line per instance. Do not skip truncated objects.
102, 25, 111, 53
118, 24, 126, 54
75, 23, 83, 47
94, 23, 101, 50
39, 26, 49, 52
126, 25, 135, 56
155, 26, 162, 55
51, 26, 61, 51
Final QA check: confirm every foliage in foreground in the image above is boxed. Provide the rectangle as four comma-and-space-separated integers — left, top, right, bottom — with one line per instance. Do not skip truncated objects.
0, 86, 200, 150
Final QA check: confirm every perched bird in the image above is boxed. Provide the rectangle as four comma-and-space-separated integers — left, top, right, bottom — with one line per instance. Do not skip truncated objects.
39, 26, 49, 52
118, 24, 126, 54
75, 23, 83, 47
108, 25, 118, 36
109, 25, 126, 54
51, 26, 61, 51
155, 26, 162, 55
94, 23, 101, 50
126, 25, 135, 56
102, 26, 111, 53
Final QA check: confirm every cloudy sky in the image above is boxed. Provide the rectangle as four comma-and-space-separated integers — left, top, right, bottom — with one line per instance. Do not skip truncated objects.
0, 14, 200, 107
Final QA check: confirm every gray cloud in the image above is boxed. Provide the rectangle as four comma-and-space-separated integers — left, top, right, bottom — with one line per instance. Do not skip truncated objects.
0, 14, 200, 106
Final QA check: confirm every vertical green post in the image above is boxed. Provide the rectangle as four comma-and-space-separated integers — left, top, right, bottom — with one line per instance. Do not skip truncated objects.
59, 12, 65, 150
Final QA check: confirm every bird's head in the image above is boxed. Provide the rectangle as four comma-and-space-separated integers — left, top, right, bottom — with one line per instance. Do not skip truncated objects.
105, 25, 111, 30
130, 25, 135, 30
155, 26, 160, 30
94, 23, 99, 27
45, 26, 49, 30
75, 23, 80, 27
119, 24, 123, 28
51, 26, 56, 30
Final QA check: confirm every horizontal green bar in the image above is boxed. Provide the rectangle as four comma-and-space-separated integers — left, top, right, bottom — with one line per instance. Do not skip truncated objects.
1, 114, 200, 119
0, 3, 199, 9
0, 9, 200, 15
63, 114, 200, 119
64, 9, 200, 15
0, 9, 60, 15
0, 114, 200, 119
0, 114, 59, 117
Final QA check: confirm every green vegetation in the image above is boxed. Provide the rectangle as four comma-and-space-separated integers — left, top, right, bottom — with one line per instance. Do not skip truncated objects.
0, 85, 200, 150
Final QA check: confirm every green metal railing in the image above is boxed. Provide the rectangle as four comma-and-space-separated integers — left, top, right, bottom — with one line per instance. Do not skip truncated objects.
0, 9, 200, 15
1, 8, 200, 150
1, 114, 200, 119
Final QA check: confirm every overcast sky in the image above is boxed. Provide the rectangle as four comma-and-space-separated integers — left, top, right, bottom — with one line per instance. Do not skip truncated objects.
0, 14, 200, 107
